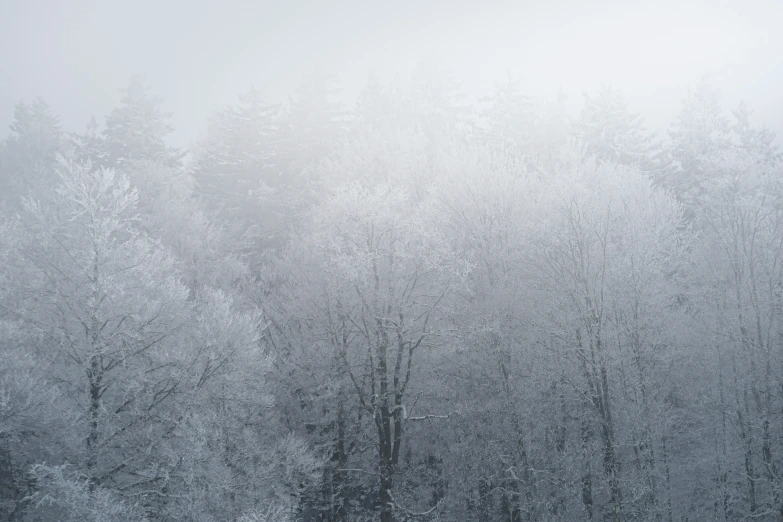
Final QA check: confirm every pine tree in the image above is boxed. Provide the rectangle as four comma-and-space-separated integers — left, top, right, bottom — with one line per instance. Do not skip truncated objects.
354, 71, 400, 130
665, 79, 731, 212
102, 74, 183, 170
0, 97, 65, 208
479, 74, 536, 151
261, 71, 348, 249
192, 86, 280, 210
732, 101, 780, 165
281, 70, 346, 172
71, 116, 106, 166
191, 86, 288, 258
574, 85, 662, 176
407, 60, 472, 143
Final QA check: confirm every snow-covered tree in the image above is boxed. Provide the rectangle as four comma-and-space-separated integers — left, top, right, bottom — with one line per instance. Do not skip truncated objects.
5, 158, 193, 492
25, 464, 149, 522
574, 85, 662, 176
665, 79, 731, 214
479, 74, 537, 153
271, 172, 468, 521
528, 151, 691, 521
696, 145, 783, 519
0, 97, 66, 210
281, 70, 346, 172
732, 101, 781, 165
191, 87, 292, 257
102, 74, 183, 170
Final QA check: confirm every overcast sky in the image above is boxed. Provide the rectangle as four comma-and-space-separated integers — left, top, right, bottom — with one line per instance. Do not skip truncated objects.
1, 0, 781, 149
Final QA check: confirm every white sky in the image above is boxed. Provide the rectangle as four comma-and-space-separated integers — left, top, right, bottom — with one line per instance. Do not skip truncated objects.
1, 0, 781, 148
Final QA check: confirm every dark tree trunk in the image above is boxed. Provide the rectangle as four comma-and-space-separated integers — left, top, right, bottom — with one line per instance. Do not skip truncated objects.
478, 477, 492, 522
581, 420, 594, 520
0, 436, 18, 520
86, 355, 102, 489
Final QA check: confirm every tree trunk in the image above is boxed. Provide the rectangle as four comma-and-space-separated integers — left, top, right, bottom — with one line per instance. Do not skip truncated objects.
762, 417, 779, 515
737, 408, 757, 515
379, 457, 394, 522
598, 366, 622, 522
332, 398, 349, 522
662, 434, 673, 522
581, 420, 594, 520
86, 356, 102, 489
602, 417, 622, 522
478, 477, 492, 522
0, 436, 18, 521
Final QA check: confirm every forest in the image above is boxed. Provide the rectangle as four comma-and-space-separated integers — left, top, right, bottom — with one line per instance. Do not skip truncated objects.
1, 65, 782, 522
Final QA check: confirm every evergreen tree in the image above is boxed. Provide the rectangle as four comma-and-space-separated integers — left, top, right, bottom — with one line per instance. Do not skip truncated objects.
574, 85, 662, 175
281, 70, 346, 172
479, 74, 536, 151
192, 86, 280, 210
102, 74, 183, 170
665, 79, 731, 211
0, 97, 65, 208
71, 116, 106, 166
191, 86, 294, 259
260, 71, 348, 250
354, 71, 401, 131
732, 100, 780, 165
407, 60, 472, 143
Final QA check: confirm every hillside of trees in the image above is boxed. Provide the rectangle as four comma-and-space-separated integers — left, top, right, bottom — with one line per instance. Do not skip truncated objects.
1, 69, 783, 522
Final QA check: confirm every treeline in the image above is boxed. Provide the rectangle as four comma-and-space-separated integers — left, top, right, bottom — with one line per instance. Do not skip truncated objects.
1, 66, 782, 522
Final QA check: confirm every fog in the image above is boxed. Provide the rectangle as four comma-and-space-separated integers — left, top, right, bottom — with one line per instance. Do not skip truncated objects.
4, 2, 783, 521
2, 0, 781, 148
